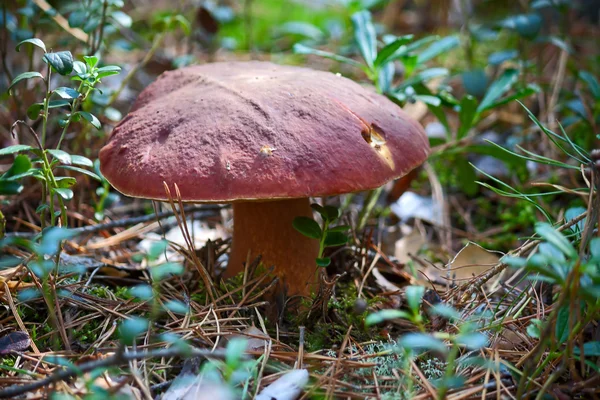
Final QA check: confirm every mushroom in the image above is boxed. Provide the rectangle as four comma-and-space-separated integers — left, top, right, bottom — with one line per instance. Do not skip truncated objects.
99, 61, 429, 297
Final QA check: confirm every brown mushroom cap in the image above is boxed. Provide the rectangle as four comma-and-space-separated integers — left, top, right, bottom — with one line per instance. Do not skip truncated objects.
99, 61, 429, 202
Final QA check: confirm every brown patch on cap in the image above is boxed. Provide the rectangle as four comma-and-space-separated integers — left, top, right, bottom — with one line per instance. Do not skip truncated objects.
99, 61, 429, 202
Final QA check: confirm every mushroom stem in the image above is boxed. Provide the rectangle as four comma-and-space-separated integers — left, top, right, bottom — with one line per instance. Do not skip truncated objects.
226, 198, 320, 296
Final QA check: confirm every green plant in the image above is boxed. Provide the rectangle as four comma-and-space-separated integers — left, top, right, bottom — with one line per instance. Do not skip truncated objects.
294, 10, 455, 100
198, 338, 260, 398
4, 38, 120, 227
127, 239, 187, 321
1, 227, 79, 349
292, 203, 350, 268
366, 286, 489, 399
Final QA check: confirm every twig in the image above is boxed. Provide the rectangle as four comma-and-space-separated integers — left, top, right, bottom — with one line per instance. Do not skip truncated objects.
0, 346, 231, 398
6, 205, 222, 238
32, 0, 88, 43
90, 0, 108, 54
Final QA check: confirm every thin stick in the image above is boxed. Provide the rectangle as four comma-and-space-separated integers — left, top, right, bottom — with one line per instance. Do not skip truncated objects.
0, 346, 232, 399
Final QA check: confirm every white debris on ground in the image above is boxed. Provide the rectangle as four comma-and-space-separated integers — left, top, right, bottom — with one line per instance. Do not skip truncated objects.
138, 220, 223, 263
390, 191, 441, 225
256, 369, 309, 400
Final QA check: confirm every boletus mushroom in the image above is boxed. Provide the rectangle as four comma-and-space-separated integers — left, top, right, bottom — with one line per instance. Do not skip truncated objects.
99, 61, 429, 297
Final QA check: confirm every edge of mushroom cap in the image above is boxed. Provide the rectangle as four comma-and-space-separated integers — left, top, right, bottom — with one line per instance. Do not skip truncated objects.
99, 61, 430, 202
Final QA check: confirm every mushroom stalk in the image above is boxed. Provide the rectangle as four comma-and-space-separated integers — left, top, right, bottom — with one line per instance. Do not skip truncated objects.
226, 198, 320, 296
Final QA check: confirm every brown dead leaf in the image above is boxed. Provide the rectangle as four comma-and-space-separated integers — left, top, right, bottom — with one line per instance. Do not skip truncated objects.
231, 325, 270, 352
448, 243, 501, 283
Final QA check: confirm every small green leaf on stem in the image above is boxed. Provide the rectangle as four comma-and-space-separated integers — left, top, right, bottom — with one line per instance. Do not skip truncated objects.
47, 149, 72, 164
16, 38, 46, 53
323, 231, 348, 247
293, 216, 322, 240
52, 187, 74, 200
53, 87, 80, 99
43, 51, 74, 75
8, 72, 45, 94
365, 309, 411, 326
316, 257, 331, 267
119, 317, 149, 345
0, 145, 34, 156
76, 111, 101, 129
351, 10, 377, 68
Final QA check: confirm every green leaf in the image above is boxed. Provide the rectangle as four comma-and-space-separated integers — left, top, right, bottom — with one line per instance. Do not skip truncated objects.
328, 225, 351, 232
457, 95, 478, 139
47, 149, 72, 164
72, 61, 87, 76
555, 305, 570, 344
488, 50, 518, 66
4, 168, 42, 181
39, 227, 77, 255
68, 10, 87, 28
374, 35, 413, 67
129, 284, 154, 300
477, 69, 519, 113
462, 69, 488, 97
417, 35, 459, 63
365, 309, 411, 326
323, 205, 341, 220
579, 71, 600, 99
53, 87, 80, 99
163, 300, 189, 315
148, 240, 169, 260
292, 217, 321, 240
316, 257, 331, 267
43, 51, 74, 75
405, 285, 424, 314
590, 238, 600, 258
56, 165, 102, 181
225, 338, 247, 369
398, 333, 447, 354
82, 17, 102, 34
1, 155, 32, 179
0, 180, 23, 195
8, 72, 45, 94
52, 187, 74, 200
171, 15, 191, 35
16, 38, 46, 53
111, 10, 132, 28
55, 177, 76, 188
455, 332, 488, 350
535, 223, 577, 259
323, 231, 348, 247
481, 84, 539, 112
500, 13, 542, 39
574, 342, 600, 357
395, 68, 449, 90
27, 103, 43, 120
119, 317, 149, 345
526, 319, 542, 338
48, 100, 70, 109
151, 262, 184, 281
77, 111, 101, 129
83, 55, 99, 68
377, 62, 395, 93
351, 10, 377, 68
0, 145, 33, 156
96, 65, 121, 79
69, 155, 93, 167
430, 304, 460, 321
293, 44, 365, 69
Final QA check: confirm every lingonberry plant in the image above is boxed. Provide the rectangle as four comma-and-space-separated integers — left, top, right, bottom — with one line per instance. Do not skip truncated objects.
3, 39, 120, 228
